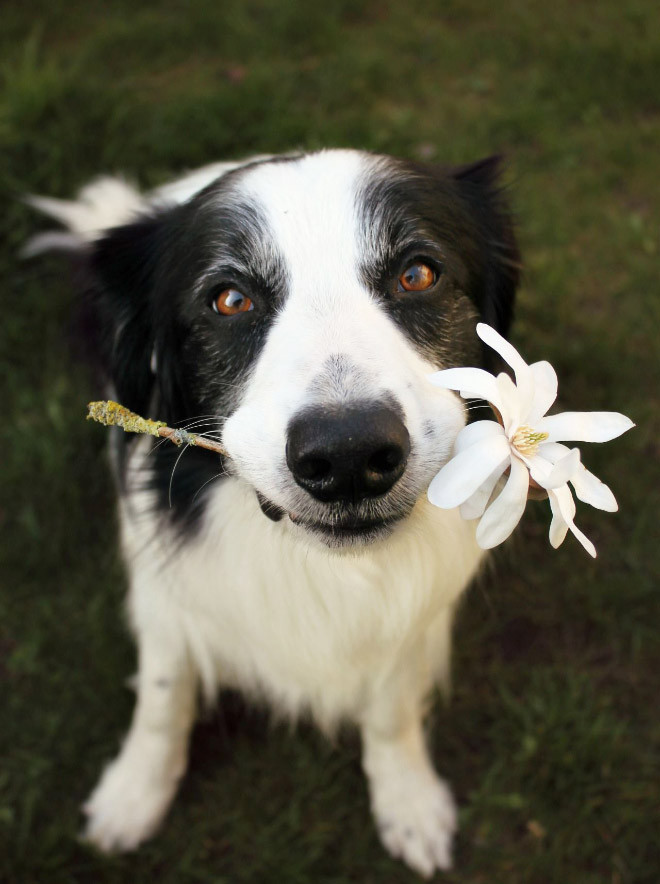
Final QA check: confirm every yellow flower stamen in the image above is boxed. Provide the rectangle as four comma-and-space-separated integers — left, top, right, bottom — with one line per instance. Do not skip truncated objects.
511, 425, 549, 457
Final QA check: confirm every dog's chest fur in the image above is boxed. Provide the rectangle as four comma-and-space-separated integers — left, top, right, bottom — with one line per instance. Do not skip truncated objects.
123, 460, 483, 730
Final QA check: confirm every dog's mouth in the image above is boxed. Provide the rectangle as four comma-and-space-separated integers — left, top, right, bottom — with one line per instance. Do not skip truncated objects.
290, 511, 404, 542
255, 491, 407, 546
256, 492, 287, 522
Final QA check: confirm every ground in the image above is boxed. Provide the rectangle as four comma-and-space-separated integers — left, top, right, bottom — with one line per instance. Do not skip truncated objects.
1, 1, 659, 882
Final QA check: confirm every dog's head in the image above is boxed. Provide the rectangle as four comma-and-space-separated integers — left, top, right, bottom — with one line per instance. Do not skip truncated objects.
90, 150, 519, 547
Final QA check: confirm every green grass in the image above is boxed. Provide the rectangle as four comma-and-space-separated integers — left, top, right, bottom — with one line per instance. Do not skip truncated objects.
1, 1, 659, 881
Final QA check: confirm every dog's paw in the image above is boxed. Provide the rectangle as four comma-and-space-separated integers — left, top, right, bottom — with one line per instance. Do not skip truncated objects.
370, 764, 457, 878
81, 746, 182, 853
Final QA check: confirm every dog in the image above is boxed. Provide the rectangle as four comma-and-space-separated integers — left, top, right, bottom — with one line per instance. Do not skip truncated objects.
28, 149, 519, 877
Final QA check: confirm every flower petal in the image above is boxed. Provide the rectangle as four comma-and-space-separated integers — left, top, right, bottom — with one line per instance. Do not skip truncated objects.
525, 452, 553, 488
537, 411, 635, 443
460, 467, 506, 520
545, 447, 581, 487
527, 360, 558, 424
571, 466, 618, 512
495, 372, 522, 432
551, 481, 575, 520
477, 324, 534, 417
548, 490, 569, 548
454, 419, 504, 455
427, 367, 502, 410
476, 455, 529, 548
427, 435, 511, 509
538, 441, 618, 511
537, 440, 570, 462
567, 520, 597, 559
549, 485, 597, 558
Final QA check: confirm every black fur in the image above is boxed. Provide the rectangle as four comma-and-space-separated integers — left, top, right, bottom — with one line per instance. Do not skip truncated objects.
88, 176, 288, 530
358, 156, 519, 372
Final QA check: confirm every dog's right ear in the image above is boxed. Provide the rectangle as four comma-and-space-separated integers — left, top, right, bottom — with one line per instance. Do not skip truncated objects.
89, 211, 172, 418
451, 155, 520, 338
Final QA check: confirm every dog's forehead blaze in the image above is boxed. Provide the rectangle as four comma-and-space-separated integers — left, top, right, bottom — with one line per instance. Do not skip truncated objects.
234, 150, 389, 302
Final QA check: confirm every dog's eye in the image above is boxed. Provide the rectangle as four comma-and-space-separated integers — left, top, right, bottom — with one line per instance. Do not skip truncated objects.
397, 262, 438, 293
212, 288, 254, 316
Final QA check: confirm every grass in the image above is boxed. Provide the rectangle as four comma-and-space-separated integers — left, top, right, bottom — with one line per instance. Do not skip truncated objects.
1, 1, 659, 881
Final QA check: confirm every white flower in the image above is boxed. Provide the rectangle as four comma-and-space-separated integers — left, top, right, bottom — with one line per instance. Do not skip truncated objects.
427, 323, 634, 557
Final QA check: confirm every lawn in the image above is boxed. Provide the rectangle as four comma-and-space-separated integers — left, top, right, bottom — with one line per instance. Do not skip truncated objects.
1, 1, 659, 882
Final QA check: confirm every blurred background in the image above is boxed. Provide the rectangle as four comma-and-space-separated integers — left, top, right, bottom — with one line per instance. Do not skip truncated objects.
1, 1, 659, 882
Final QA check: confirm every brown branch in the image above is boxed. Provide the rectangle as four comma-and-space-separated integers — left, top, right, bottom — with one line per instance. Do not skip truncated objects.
86, 400, 230, 457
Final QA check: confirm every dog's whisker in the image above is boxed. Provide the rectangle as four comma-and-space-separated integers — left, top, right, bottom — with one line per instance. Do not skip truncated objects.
177, 420, 222, 433
168, 442, 192, 508
191, 470, 229, 507
174, 418, 222, 432
175, 413, 218, 422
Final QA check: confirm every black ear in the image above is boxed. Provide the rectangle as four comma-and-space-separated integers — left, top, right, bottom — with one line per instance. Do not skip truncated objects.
89, 212, 169, 418
453, 156, 520, 336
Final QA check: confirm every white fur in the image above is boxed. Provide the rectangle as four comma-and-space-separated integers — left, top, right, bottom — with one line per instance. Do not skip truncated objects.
86, 462, 482, 875
31, 153, 487, 877
22, 177, 146, 255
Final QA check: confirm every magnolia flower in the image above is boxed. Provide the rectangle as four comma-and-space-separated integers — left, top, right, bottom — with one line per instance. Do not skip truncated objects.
427, 323, 634, 557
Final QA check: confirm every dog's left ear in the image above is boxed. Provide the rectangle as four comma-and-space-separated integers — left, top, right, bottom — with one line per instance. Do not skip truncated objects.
452, 156, 520, 336
89, 210, 175, 419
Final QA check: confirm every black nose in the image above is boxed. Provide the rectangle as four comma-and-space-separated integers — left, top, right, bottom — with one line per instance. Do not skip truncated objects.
286, 403, 410, 503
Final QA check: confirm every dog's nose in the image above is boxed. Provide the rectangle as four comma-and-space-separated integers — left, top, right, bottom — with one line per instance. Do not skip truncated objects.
286, 404, 410, 503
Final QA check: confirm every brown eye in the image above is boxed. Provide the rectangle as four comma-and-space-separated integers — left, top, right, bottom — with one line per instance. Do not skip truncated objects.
212, 288, 254, 316
398, 262, 437, 292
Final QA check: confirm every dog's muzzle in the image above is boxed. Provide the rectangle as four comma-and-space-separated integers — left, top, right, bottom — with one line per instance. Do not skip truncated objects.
285, 403, 410, 504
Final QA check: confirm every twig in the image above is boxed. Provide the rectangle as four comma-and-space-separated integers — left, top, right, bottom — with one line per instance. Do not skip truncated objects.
86, 400, 230, 457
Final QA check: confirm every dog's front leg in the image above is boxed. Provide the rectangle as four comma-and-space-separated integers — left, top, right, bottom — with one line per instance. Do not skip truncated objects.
360, 658, 457, 878
83, 629, 197, 853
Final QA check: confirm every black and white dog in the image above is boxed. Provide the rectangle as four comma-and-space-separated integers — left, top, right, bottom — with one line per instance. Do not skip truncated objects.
29, 150, 519, 877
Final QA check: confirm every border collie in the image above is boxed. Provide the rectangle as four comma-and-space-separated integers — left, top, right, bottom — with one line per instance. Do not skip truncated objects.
29, 150, 519, 877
